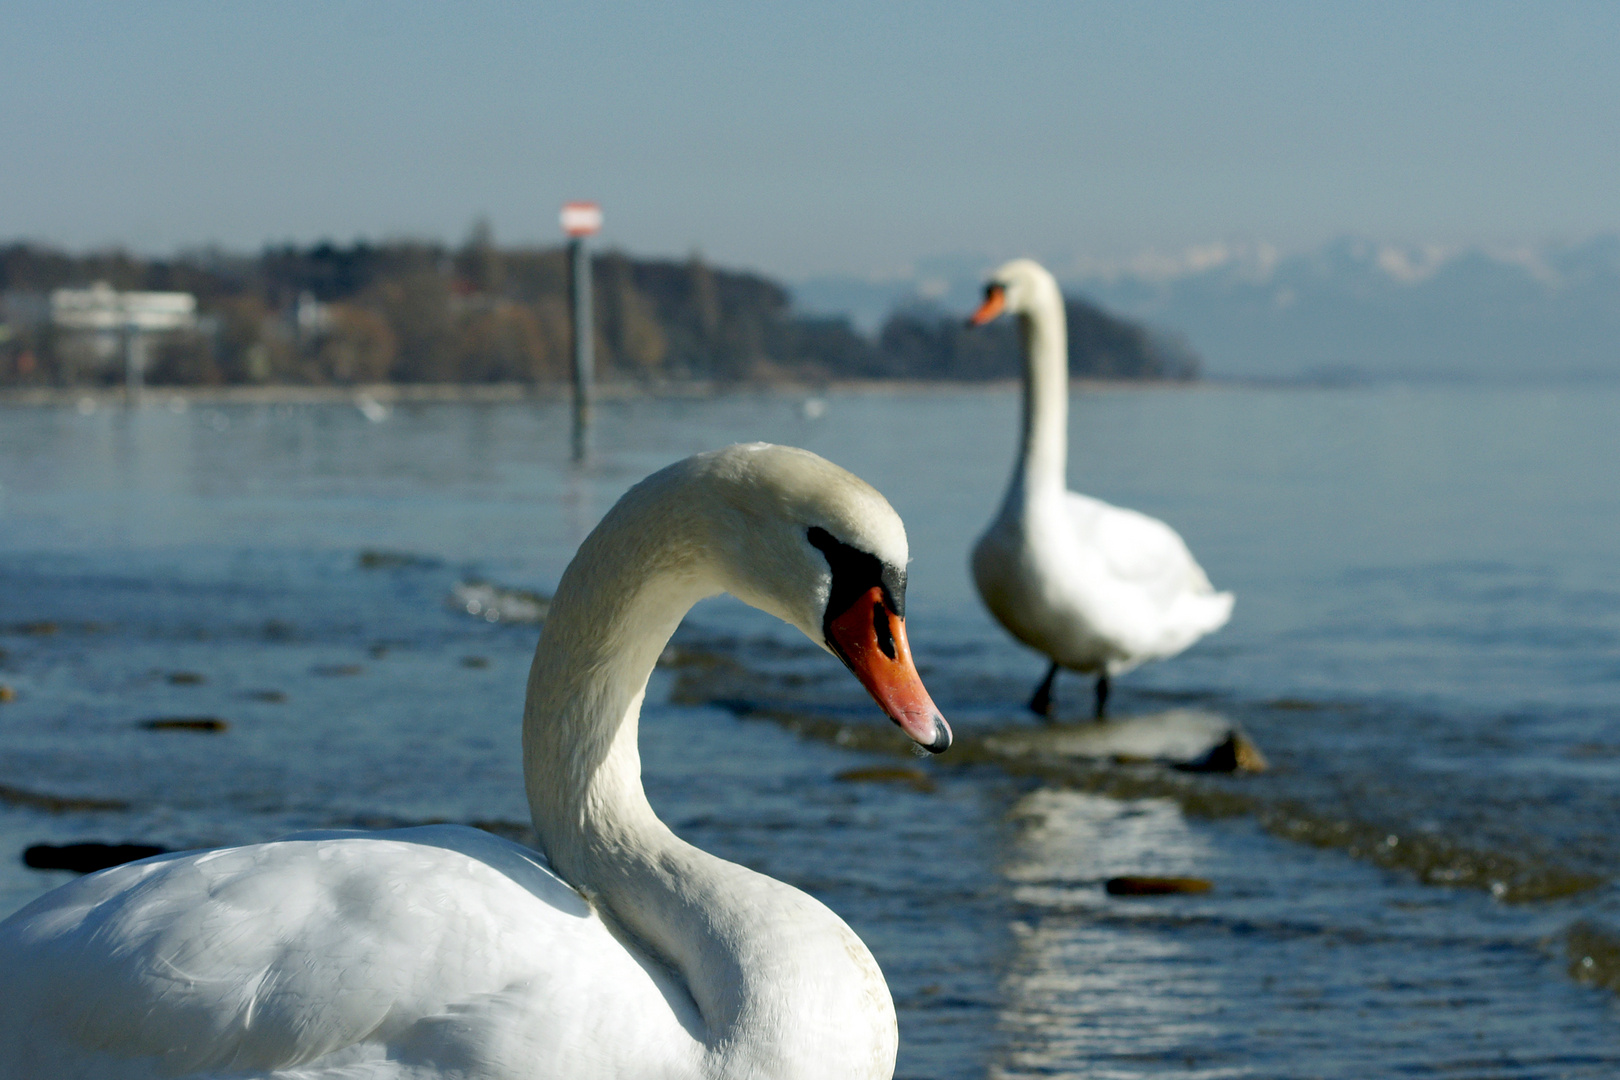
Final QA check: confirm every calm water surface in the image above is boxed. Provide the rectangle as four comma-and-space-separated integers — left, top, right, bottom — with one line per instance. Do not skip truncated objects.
1, 384, 1617, 1078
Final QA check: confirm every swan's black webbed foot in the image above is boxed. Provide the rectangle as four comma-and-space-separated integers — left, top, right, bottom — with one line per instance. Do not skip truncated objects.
1094, 674, 1111, 720
1028, 661, 1059, 720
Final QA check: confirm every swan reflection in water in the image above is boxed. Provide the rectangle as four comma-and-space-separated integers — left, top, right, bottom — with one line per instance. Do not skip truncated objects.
992, 787, 1230, 1079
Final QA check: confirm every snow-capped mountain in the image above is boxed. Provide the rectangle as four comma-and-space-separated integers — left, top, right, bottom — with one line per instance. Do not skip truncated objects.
793, 237, 1620, 381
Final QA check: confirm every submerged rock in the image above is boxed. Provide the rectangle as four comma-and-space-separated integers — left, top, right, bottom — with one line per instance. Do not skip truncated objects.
1568, 921, 1620, 994
835, 765, 936, 793
0, 784, 128, 813
23, 842, 168, 874
312, 664, 364, 677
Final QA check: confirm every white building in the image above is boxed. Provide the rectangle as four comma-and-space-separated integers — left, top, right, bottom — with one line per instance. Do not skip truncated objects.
49, 282, 198, 388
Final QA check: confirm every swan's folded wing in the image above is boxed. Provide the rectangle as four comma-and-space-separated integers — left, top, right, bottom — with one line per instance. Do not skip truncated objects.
0, 827, 699, 1080
1066, 491, 1217, 603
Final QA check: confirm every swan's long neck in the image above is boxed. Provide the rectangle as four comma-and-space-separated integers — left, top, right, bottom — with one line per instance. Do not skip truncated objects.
523, 481, 725, 1006
1003, 287, 1069, 513
522, 484, 707, 885
521, 472, 895, 1077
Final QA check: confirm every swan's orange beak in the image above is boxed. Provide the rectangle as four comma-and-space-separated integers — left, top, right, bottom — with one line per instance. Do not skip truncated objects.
967, 284, 1006, 326
826, 586, 952, 753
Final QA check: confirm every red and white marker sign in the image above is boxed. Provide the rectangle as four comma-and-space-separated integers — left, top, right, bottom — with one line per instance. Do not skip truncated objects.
560, 201, 603, 237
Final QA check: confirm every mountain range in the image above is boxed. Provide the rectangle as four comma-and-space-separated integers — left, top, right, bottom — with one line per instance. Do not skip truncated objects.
793, 236, 1620, 382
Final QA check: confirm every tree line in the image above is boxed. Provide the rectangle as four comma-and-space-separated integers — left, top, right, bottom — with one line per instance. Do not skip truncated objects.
0, 233, 1199, 387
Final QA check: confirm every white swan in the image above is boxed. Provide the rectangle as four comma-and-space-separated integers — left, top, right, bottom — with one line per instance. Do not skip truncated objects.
0, 444, 952, 1080
968, 259, 1233, 719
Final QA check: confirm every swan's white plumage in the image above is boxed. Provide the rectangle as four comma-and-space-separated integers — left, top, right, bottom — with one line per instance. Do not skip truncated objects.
0, 828, 702, 1080
971, 259, 1232, 680
0, 444, 913, 1080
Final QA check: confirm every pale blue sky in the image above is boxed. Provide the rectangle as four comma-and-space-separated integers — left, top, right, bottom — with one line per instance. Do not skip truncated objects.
3, 1, 1617, 278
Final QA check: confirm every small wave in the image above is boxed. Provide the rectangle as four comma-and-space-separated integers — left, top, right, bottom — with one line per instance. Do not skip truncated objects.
449, 580, 550, 624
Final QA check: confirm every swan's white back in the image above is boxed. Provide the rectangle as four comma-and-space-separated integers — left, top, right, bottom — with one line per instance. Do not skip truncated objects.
0, 826, 703, 1080
970, 259, 1232, 678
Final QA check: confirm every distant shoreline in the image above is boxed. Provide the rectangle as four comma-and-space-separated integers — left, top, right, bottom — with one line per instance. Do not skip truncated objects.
0, 378, 1201, 408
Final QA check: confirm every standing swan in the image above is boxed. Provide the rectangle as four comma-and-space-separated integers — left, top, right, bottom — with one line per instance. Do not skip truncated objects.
0, 445, 951, 1080
968, 259, 1233, 719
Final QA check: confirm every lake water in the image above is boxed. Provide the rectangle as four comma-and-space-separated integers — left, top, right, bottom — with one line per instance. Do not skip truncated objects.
2, 384, 1618, 1078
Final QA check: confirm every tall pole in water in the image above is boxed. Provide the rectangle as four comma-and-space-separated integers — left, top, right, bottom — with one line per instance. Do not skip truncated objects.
561, 202, 602, 464
567, 237, 592, 462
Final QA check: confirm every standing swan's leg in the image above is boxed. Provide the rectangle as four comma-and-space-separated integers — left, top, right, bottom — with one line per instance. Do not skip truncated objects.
1094, 674, 1110, 719
1028, 661, 1059, 718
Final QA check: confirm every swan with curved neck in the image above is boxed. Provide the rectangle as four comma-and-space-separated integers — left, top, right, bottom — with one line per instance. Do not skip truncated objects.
968, 258, 1233, 718
0, 444, 950, 1080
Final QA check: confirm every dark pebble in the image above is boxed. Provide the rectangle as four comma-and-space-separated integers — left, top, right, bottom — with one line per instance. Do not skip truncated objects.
358, 549, 438, 570
1106, 876, 1213, 896
462, 656, 490, 669
166, 672, 205, 685
24, 842, 169, 873
140, 717, 229, 733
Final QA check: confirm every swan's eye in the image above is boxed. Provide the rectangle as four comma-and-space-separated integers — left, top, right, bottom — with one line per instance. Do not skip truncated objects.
806, 526, 906, 629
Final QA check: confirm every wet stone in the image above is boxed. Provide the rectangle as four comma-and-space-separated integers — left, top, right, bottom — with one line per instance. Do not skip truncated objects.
461, 656, 490, 669
0, 685, 14, 703
166, 671, 205, 685
1174, 731, 1270, 773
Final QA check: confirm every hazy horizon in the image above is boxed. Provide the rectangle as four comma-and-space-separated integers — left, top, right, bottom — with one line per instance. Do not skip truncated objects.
5, 2, 1619, 281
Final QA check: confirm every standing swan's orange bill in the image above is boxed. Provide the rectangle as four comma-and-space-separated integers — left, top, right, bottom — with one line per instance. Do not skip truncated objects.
968, 284, 1006, 326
